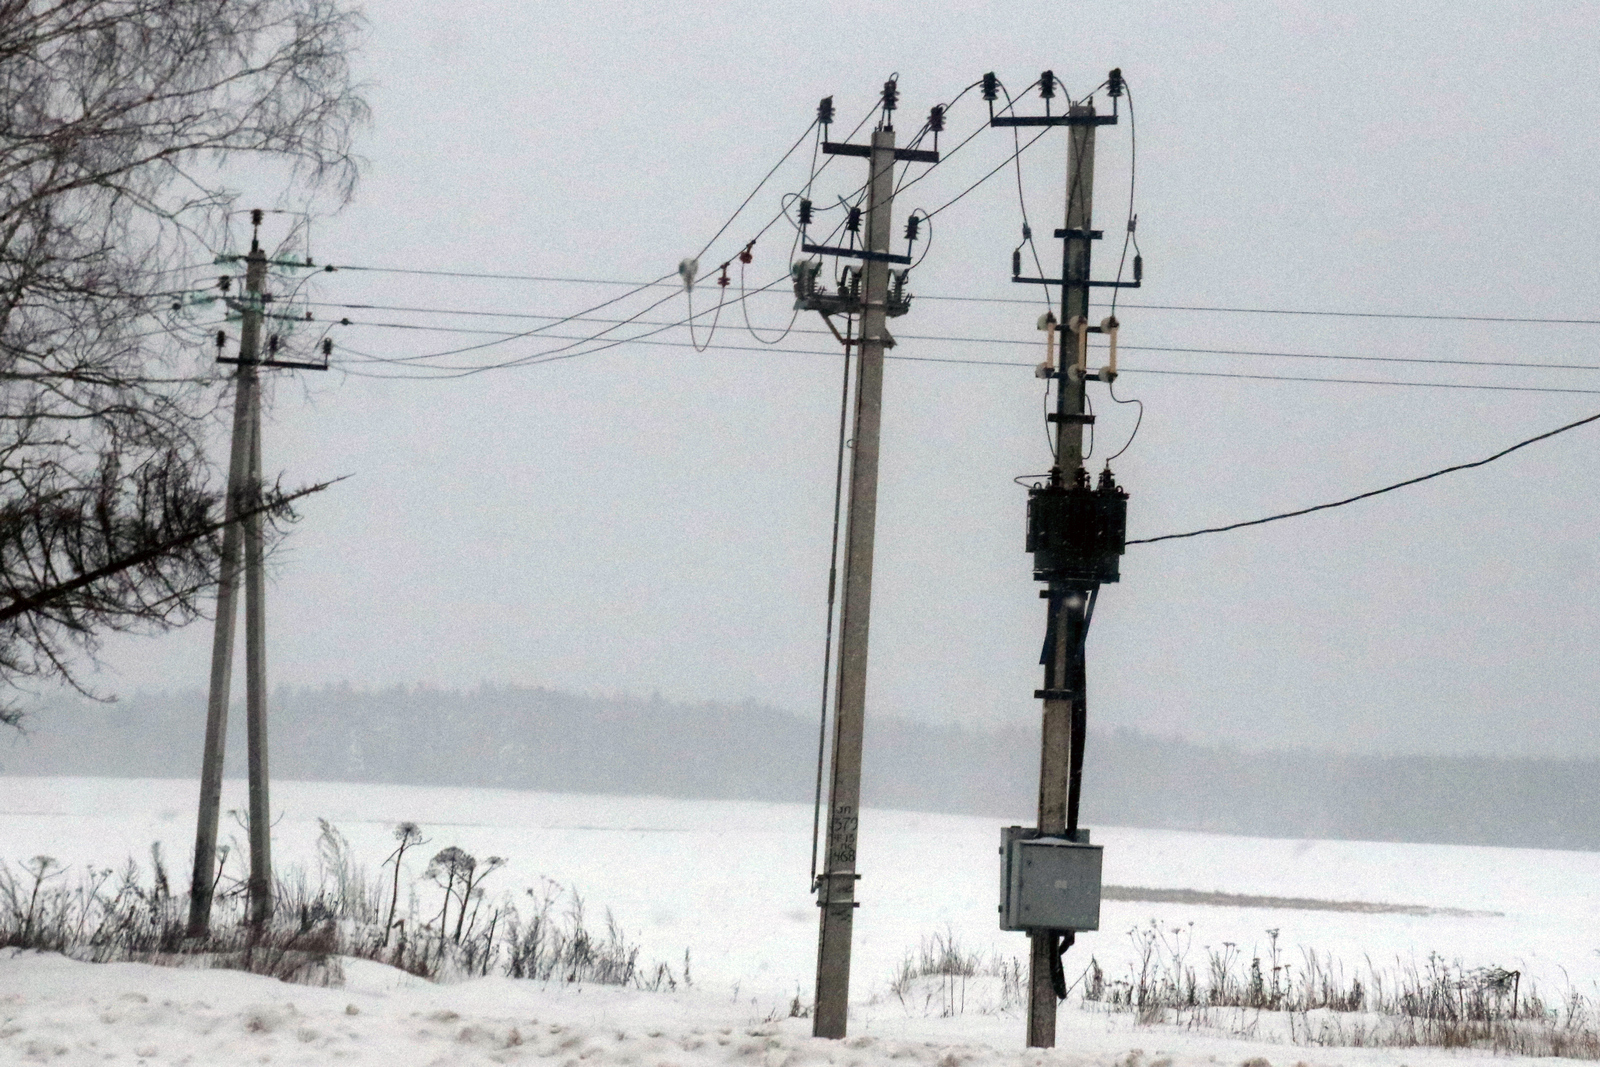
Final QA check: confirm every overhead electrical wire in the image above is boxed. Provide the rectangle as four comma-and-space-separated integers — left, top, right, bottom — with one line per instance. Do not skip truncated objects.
392, 104, 886, 379
302, 107, 850, 377
307, 302, 1600, 375
891, 78, 985, 198
694, 117, 820, 263
1104, 377, 1144, 461
1000, 77, 1055, 313
325, 320, 1600, 396
1124, 366, 1600, 396
809, 314, 854, 892
925, 124, 1056, 220
1109, 82, 1138, 317
1129, 410, 1600, 546
268, 72, 1600, 392
337, 271, 794, 379
1106, 303, 1600, 326
352, 158, 877, 378
317, 267, 1600, 328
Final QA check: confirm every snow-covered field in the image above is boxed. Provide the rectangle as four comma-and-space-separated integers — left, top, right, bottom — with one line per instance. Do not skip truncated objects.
2, 775, 1597, 1065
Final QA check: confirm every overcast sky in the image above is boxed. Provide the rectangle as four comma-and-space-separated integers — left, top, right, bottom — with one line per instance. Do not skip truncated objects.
62, 1, 1600, 758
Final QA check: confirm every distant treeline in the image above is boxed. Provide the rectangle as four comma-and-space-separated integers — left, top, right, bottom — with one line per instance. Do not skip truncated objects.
5, 684, 1596, 851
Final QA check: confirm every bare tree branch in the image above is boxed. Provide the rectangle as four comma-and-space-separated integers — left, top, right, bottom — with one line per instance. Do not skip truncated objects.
0, 0, 367, 724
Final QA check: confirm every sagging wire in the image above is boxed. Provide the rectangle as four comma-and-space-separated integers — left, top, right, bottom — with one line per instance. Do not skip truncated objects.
339, 270, 795, 379
1083, 390, 1095, 459
365, 109, 821, 374
323, 269, 678, 369
1001, 76, 1054, 314
392, 162, 843, 374
739, 241, 801, 344
1105, 376, 1144, 462
1130, 410, 1600, 546
685, 262, 732, 353
904, 209, 933, 269
1109, 76, 1140, 318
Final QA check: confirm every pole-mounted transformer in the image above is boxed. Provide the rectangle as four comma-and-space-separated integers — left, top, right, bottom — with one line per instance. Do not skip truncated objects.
1026, 466, 1128, 585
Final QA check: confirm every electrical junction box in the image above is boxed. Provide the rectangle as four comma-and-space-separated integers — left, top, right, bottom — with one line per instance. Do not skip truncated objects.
999, 826, 1103, 932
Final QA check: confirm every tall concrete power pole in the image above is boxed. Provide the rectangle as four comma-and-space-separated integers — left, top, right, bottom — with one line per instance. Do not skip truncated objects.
187, 212, 328, 935
242, 307, 272, 928
1029, 101, 1098, 1048
811, 124, 895, 1040
994, 73, 1136, 1050
187, 234, 267, 937
794, 80, 939, 1040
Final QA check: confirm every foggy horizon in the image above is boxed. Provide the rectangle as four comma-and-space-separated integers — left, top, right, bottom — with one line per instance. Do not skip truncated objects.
17, 1, 1599, 762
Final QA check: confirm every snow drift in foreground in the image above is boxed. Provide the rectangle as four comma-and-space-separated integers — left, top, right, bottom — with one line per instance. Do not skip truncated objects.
0, 949, 1569, 1067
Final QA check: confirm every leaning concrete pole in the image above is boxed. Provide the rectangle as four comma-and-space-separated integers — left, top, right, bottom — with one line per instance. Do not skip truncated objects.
813, 124, 897, 1039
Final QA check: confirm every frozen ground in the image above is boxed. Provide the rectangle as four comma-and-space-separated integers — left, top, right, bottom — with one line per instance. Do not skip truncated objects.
1, 776, 1597, 1063
3, 949, 1588, 1067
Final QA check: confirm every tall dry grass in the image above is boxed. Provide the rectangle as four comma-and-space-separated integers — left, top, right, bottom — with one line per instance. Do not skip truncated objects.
1081, 920, 1598, 1059
0, 818, 683, 991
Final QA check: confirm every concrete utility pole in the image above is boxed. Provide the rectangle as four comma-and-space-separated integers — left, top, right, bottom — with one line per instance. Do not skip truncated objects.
242, 308, 272, 928
791, 81, 937, 1038
187, 236, 267, 937
1027, 102, 1097, 1048
813, 124, 896, 1040
185, 208, 327, 934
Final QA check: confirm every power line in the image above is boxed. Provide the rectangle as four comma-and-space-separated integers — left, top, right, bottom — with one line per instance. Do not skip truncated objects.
336, 272, 793, 378
926, 124, 1055, 220
309, 109, 861, 375
1125, 366, 1600, 396
1129, 410, 1600, 546
1117, 303, 1600, 326
695, 118, 818, 261
318, 266, 1600, 327
1116, 343, 1600, 374
327, 325, 1600, 396
309, 302, 1600, 374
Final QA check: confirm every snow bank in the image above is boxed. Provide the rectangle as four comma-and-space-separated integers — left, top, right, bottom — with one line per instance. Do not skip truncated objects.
0, 949, 1567, 1067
